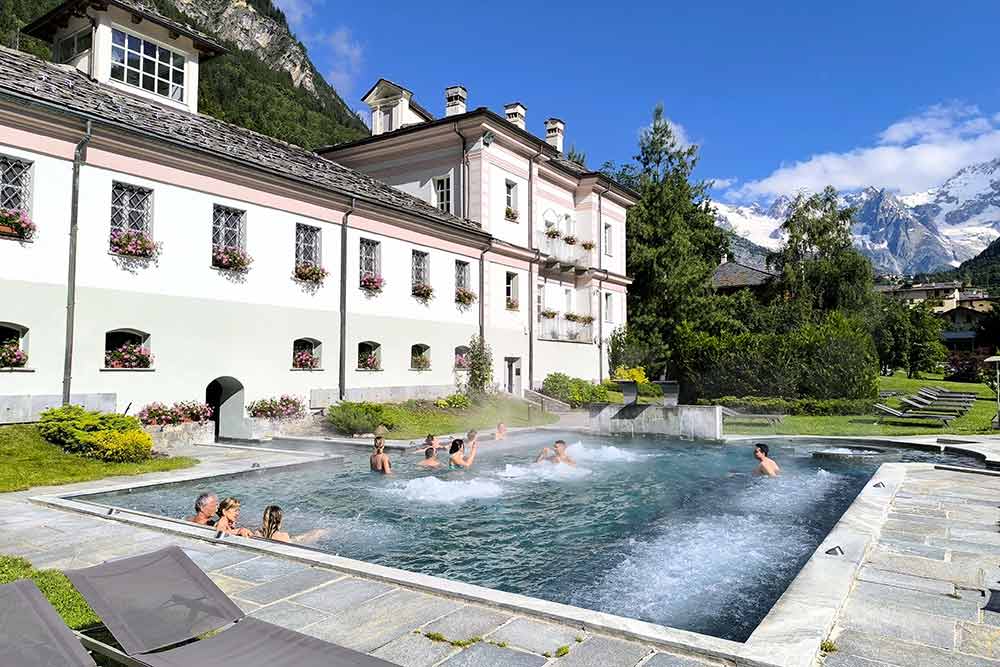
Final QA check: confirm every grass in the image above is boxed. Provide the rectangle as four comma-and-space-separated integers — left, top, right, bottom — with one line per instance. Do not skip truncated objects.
0, 424, 198, 493
376, 396, 558, 441
0, 555, 99, 629
725, 371, 997, 437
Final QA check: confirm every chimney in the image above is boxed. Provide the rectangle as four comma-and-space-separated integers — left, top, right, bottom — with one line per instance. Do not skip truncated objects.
445, 85, 467, 117
545, 118, 565, 153
504, 102, 527, 129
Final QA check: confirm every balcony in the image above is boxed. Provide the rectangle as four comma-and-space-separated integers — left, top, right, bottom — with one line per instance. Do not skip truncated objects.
537, 313, 595, 343
537, 232, 593, 272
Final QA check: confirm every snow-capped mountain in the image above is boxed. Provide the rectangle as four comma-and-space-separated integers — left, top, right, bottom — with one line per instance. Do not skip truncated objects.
715, 158, 1000, 274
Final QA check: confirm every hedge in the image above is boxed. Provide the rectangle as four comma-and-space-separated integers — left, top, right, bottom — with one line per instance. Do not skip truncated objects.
542, 373, 609, 407
699, 396, 874, 416
37, 405, 149, 461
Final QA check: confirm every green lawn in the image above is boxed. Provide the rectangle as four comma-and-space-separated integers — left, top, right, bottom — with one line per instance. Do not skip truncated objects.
0, 555, 99, 629
725, 372, 998, 437
0, 424, 198, 493
378, 396, 559, 441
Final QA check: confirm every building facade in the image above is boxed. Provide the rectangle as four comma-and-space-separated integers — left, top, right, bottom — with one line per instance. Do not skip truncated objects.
0, 1, 634, 434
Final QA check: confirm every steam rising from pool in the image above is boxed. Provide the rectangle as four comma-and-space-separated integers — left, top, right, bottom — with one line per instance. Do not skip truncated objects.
381, 477, 504, 503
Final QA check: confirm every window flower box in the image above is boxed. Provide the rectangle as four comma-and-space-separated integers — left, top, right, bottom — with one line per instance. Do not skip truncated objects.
454, 353, 470, 369
212, 246, 253, 272
292, 349, 320, 369
0, 340, 27, 368
506, 297, 519, 311
505, 207, 519, 222
358, 352, 381, 370
0, 208, 36, 241
360, 272, 384, 294
581, 240, 596, 251
412, 282, 434, 301
563, 235, 578, 246
455, 287, 477, 306
577, 314, 595, 325
540, 308, 558, 319
544, 228, 562, 239
110, 229, 161, 259
411, 353, 430, 371
105, 342, 153, 369
294, 262, 328, 284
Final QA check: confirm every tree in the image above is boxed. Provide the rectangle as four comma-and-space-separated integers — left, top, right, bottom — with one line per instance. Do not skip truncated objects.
907, 301, 946, 378
465, 335, 493, 396
767, 187, 873, 314
602, 104, 728, 381
976, 302, 1000, 352
869, 296, 912, 375
565, 144, 587, 168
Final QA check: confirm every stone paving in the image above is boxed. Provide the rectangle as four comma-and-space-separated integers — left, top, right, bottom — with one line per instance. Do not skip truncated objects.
820, 465, 1000, 667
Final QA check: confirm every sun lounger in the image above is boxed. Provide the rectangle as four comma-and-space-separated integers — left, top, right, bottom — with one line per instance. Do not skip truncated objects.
719, 406, 785, 425
916, 389, 974, 405
66, 546, 399, 667
922, 387, 978, 399
0, 580, 96, 666
900, 397, 965, 415
874, 403, 953, 426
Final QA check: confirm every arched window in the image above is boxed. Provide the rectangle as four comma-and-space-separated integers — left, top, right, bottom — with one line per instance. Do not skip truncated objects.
0, 322, 28, 369
411, 343, 430, 370
104, 328, 152, 369
454, 345, 470, 370
358, 341, 381, 370
292, 338, 321, 369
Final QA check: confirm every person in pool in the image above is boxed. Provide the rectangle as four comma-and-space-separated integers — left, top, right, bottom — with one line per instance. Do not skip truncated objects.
255, 505, 328, 544
418, 434, 443, 454
418, 445, 443, 469
534, 440, 576, 466
495, 423, 507, 440
371, 436, 392, 474
214, 497, 254, 537
753, 443, 780, 477
449, 438, 478, 469
186, 492, 218, 526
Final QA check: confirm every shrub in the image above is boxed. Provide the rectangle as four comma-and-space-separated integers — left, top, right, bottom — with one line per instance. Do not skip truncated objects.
0, 339, 27, 368
613, 366, 650, 384
174, 401, 213, 422
541, 372, 609, 407
466, 335, 493, 396
105, 342, 153, 369
137, 402, 181, 426
327, 401, 395, 434
700, 396, 874, 416
247, 395, 305, 420
945, 351, 990, 383
38, 405, 143, 457
87, 429, 153, 462
293, 349, 320, 369
637, 382, 663, 398
435, 393, 471, 410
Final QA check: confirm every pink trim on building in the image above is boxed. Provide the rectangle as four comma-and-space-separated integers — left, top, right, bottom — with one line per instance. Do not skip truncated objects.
350, 214, 483, 258
0, 122, 76, 160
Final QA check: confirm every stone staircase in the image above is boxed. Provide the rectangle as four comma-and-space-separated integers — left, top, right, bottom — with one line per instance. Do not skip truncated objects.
524, 389, 572, 413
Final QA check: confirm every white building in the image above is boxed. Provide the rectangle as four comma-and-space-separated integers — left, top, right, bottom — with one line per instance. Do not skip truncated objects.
0, 0, 635, 438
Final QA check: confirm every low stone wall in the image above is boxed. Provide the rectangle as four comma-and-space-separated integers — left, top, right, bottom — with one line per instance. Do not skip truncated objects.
144, 421, 214, 454
0, 393, 116, 424
344, 384, 455, 403
246, 414, 326, 441
587, 403, 723, 440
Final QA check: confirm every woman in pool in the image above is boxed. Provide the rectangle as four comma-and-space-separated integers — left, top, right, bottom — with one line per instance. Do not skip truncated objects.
214, 497, 253, 537
255, 505, 328, 544
370, 436, 392, 474
448, 438, 478, 469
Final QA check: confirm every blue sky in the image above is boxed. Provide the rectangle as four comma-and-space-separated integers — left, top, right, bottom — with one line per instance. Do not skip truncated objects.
278, 0, 1000, 202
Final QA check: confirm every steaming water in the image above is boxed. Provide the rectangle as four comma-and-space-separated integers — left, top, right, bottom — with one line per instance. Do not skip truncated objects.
83, 434, 982, 641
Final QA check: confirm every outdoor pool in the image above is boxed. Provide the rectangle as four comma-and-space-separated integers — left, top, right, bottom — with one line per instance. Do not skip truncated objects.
80, 433, 983, 642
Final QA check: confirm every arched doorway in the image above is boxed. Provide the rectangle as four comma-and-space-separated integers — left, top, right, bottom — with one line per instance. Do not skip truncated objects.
205, 376, 246, 441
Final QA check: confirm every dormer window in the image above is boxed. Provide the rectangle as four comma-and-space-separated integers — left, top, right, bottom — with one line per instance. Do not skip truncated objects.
56, 28, 92, 64
111, 28, 185, 102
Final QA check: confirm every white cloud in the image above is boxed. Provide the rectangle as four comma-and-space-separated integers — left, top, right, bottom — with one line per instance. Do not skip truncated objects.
323, 27, 364, 95
710, 177, 737, 189
274, 0, 315, 29
728, 102, 1000, 201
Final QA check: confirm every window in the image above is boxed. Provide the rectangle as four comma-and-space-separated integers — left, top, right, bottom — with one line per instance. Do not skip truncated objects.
111, 182, 152, 235
296, 223, 321, 266
56, 28, 92, 64
212, 204, 246, 251
455, 260, 470, 290
111, 28, 185, 101
358, 341, 381, 370
0, 154, 32, 213
412, 250, 430, 287
536, 282, 545, 316
454, 345, 470, 369
381, 107, 393, 133
0, 322, 28, 369
359, 238, 380, 278
410, 343, 430, 370
104, 329, 151, 369
505, 180, 518, 219
564, 288, 573, 314
435, 176, 451, 213
603, 223, 613, 256
604, 293, 614, 322
505, 272, 519, 309
292, 338, 321, 369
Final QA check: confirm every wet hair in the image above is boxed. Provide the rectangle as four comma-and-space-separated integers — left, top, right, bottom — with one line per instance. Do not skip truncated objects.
754, 443, 769, 457
424, 434, 435, 446
373, 436, 385, 453
260, 505, 283, 539
424, 446, 435, 459
554, 439, 566, 447
450, 439, 464, 455
194, 492, 216, 514
217, 497, 240, 517
466, 430, 477, 441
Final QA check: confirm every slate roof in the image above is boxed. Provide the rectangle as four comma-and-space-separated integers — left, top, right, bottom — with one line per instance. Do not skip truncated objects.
711, 261, 774, 289
23, 0, 227, 58
0, 46, 485, 235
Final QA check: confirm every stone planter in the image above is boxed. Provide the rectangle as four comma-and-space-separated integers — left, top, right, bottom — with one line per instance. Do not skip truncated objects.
144, 421, 214, 454
248, 413, 323, 440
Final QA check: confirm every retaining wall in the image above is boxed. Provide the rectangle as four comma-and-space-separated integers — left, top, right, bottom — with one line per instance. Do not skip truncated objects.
587, 403, 723, 440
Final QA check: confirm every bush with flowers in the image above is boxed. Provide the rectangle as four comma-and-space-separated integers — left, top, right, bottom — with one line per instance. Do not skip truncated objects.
455, 287, 477, 306
137, 400, 213, 426
294, 263, 328, 284
454, 352, 470, 369
105, 342, 152, 369
212, 246, 253, 272
0, 208, 36, 240
360, 272, 384, 294
247, 395, 306, 420
544, 227, 562, 239
581, 240, 596, 251
506, 297, 519, 311
358, 352, 380, 370
563, 235, 578, 245
411, 282, 434, 301
0, 339, 27, 368
293, 348, 320, 369
110, 229, 161, 258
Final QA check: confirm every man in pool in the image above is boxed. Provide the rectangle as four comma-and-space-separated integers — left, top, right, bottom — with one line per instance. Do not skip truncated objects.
418, 445, 443, 469
753, 443, 780, 477
535, 440, 576, 466
186, 492, 218, 526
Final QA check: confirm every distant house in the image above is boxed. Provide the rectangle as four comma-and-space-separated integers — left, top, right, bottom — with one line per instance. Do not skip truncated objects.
957, 291, 996, 313
711, 260, 774, 295
938, 306, 986, 352
876, 281, 963, 313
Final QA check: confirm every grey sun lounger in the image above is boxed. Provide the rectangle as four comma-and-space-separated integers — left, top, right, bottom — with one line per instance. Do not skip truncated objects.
0, 580, 96, 666
874, 403, 954, 426
65, 546, 399, 667
924, 386, 978, 398
900, 397, 966, 415
916, 389, 974, 405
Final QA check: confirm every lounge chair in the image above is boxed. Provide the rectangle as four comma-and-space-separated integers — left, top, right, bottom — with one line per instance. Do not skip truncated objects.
917, 389, 974, 405
922, 387, 977, 400
719, 406, 785, 425
66, 546, 398, 667
874, 403, 953, 426
0, 580, 96, 666
900, 397, 966, 415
